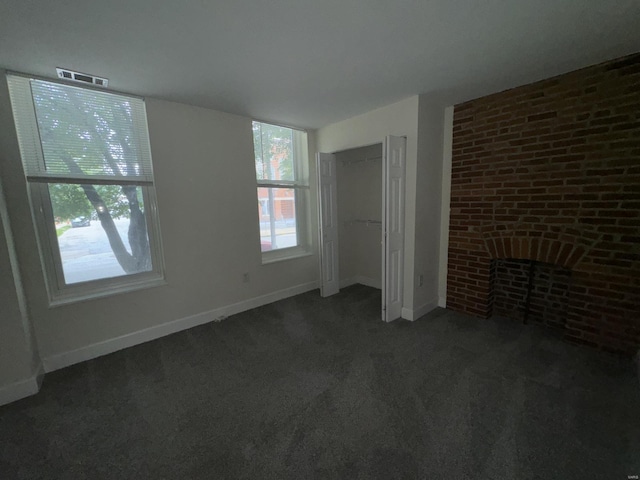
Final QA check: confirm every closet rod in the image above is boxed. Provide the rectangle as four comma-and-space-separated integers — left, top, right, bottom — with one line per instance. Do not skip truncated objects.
346, 219, 382, 227
341, 155, 382, 165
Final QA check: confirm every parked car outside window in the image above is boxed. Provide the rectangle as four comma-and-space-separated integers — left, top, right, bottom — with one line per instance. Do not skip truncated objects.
71, 216, 90, 228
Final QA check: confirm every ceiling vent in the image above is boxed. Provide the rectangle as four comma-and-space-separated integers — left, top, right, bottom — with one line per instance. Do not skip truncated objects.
55, 68, 108, 88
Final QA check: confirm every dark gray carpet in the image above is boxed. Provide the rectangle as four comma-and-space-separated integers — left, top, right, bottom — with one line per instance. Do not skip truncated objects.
1, 285, 639, 479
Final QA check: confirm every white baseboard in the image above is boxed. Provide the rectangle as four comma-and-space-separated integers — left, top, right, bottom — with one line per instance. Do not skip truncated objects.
0, 363, 44, 407
438, 296, 447, 308
402, 297, 439, 321
340, 277, 357, 288
340, 276, 381, 290
43, 281, 319, 373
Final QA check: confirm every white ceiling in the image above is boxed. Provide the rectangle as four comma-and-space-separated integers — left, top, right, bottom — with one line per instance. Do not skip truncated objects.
1, 0, 639, 129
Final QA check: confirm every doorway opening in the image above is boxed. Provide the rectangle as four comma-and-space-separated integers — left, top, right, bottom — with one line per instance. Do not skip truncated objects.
317, 136, 406, 322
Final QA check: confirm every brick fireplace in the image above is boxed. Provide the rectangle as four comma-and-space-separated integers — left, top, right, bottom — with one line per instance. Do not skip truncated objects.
447, 53, 640, 355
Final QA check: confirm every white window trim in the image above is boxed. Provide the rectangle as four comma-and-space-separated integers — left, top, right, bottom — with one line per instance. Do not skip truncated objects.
254, 121, 311, 264
8, 73, 166, 305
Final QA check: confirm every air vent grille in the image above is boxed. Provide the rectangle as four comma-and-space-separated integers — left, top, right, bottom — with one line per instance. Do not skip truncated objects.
55, 68, 109, 88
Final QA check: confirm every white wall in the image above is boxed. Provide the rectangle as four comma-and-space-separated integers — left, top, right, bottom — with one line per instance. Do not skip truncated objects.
317, 96, 420, 315
0, 73, 319, 397
412, 95, 450, 317
0, 182, 42, 405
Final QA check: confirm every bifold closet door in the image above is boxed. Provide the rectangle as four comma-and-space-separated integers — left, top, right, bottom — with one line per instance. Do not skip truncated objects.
317, 152, 340, 297
382, 135, 406, 322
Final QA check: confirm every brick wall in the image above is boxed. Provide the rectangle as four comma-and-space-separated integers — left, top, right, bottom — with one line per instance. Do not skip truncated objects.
448, 53, 640, 355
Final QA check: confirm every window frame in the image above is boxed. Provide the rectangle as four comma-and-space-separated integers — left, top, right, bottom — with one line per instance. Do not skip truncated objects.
8, 73, 166, 305
253, 121, 311, 263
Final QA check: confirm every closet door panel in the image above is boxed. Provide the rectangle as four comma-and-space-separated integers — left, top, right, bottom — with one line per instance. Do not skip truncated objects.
317, 152, 340, 297
383, 136, 406, 321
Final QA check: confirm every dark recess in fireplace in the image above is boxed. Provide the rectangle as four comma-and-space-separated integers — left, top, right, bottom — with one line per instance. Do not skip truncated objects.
492, 259, 572, 332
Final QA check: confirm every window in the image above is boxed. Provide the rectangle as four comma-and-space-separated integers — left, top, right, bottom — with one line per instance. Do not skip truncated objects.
8, 74, 164, 304
252, 121, 310, 262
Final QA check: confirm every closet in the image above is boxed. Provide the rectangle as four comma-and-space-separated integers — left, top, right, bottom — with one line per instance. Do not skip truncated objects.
317, 135, 406, 322
336, 144, 383, 290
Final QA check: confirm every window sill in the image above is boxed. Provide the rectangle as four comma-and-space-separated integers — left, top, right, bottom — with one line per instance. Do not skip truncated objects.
261, 246, 314, 265
48, 274, 167, 307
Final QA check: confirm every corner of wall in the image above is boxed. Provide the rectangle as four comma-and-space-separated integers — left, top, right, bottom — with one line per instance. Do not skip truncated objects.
438, 106, 454, 308
413, 96, 453, 313
0, 177, 43, 406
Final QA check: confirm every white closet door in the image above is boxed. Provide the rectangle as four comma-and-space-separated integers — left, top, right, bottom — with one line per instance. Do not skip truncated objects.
382, 136, 406, 321
317, 152, 340, 297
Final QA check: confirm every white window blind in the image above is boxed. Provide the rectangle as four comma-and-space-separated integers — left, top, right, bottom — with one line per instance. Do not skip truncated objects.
7, 74, 154, 184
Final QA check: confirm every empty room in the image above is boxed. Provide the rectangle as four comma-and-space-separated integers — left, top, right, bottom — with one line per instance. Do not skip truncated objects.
0, 1, 639, 478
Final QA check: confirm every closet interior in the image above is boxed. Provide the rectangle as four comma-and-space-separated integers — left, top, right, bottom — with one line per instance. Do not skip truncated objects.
334, 143, 383, 290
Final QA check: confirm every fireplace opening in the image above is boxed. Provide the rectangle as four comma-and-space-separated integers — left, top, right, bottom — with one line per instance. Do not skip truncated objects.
491, 259, 572, 332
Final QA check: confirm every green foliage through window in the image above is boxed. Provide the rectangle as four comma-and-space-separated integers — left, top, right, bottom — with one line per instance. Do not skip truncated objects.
252, 121, 294, 181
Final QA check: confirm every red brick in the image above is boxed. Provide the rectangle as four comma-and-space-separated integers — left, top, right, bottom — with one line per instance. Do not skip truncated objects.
448, 52, 640, 355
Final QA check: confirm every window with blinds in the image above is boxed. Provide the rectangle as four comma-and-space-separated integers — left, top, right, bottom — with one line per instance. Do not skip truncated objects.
7, 73, 164, 304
